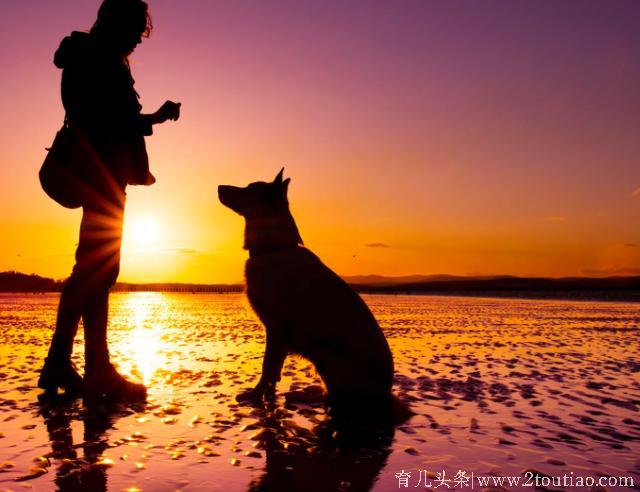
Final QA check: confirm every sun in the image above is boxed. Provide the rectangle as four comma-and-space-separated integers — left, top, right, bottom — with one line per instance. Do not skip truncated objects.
124, 216, 162, 249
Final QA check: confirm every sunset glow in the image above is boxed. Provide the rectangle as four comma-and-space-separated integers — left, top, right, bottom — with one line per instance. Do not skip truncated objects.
0, 1, 638, 284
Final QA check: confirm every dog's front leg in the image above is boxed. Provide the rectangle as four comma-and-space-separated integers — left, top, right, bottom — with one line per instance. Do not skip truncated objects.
237, 331, 287, 403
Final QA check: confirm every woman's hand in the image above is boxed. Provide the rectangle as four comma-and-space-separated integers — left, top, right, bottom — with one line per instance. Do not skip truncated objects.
152, 101, 181, 124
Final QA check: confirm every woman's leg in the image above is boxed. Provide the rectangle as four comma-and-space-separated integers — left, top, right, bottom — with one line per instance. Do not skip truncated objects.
76, 202, 122, 373
79, 188, 146, 400
38, 226, 87, 393
45, 279, 83, 363
38, 197, 115, 393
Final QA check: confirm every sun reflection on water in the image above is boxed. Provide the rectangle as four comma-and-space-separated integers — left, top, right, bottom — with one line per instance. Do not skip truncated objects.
112, 292, 170, 385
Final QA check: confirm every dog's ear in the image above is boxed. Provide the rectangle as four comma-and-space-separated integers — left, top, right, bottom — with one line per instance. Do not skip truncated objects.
283, 177, 291, 195
274, 168, 284, 185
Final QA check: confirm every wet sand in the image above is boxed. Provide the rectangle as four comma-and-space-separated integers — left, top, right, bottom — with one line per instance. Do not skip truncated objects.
0, 293, 639, 491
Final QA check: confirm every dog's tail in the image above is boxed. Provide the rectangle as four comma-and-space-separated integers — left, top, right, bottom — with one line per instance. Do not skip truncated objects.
391, 394, 415, 425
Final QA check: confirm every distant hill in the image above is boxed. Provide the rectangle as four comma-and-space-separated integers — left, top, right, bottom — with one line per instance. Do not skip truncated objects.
350, 275, 640, 302
342, 274, 512, 285
1, 271, 638, 301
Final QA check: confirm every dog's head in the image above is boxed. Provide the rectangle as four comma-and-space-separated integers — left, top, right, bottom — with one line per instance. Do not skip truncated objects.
218, 169, 302, 252
218, 168, 291, 218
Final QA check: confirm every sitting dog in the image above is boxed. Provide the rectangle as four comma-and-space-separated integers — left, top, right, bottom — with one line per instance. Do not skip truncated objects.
218, 170, 412, 424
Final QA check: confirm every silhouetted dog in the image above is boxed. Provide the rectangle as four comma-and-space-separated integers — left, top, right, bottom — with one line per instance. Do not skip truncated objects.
218, 169, 412, 425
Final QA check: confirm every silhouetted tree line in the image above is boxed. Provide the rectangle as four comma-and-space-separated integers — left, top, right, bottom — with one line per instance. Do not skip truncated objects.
0, 271, 63, 292
0, 271, 242, 293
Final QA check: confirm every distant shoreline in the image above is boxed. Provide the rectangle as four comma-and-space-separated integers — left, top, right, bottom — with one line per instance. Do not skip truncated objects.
357, 289, 640, 303
1, 271, 639, 303
4, 290, 639, 303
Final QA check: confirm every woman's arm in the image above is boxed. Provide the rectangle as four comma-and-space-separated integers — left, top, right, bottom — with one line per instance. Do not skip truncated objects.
144, 101, 181, 126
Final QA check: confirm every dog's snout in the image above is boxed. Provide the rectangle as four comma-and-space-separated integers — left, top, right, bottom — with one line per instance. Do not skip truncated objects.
218, 185, 241, 213
218, 185, 231, 201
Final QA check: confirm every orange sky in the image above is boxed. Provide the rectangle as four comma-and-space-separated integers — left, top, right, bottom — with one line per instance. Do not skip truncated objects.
0, 1, 639, 284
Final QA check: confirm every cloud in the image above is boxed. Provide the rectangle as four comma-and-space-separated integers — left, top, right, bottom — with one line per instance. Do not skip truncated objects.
545, 216, 565, 222
160, 248, 216, 257
364, 242, 390, 248
625, 243, 638, 248
632, 187, 640, 197
582, 266, 640, 276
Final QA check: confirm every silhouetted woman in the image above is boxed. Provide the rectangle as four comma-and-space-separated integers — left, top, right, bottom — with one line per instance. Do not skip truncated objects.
39, 0, 180, 400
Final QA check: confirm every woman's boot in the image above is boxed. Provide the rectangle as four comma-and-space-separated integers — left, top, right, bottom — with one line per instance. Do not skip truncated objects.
82, 288, 146, 401
38, 281, 84, 394
83, 362, 147, 401
38, 357, 84, 395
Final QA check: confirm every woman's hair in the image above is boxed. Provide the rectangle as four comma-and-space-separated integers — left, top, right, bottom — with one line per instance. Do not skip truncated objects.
91, 0, 153, 40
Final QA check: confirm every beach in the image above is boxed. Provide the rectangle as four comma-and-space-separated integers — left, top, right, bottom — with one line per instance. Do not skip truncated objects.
0, 292, 639, 491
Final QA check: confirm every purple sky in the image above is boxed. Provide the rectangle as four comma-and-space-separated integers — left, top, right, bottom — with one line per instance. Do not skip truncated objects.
0, 1, 638, 281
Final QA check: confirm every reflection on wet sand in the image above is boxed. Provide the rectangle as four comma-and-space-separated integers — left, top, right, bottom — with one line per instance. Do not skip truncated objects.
115, 293, 173, 385
35, 393, 395, 492
37, 395, 142, 491
1, 293, 639, 491
247, 400, 394, 492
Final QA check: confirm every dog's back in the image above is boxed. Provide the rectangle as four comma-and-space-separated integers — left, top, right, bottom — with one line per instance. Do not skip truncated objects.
246, 247, 394, 404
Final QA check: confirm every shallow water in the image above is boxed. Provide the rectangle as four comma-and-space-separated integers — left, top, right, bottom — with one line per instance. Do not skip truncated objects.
0, 293, 639, 491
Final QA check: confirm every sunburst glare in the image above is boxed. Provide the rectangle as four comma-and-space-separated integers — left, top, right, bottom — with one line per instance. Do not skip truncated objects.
123, 216, 163, 251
